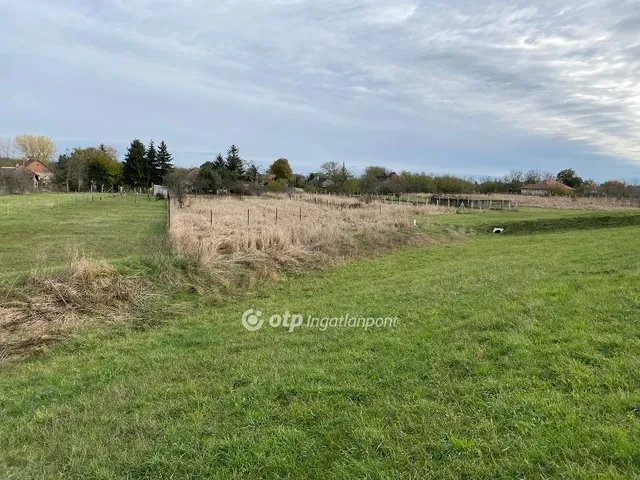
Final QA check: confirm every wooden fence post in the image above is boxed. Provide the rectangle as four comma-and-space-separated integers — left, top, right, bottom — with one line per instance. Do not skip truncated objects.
167, 193, 171, 229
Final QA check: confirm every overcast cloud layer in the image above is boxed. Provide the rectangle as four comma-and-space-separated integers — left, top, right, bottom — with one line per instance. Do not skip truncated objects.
2, 0, 640, 180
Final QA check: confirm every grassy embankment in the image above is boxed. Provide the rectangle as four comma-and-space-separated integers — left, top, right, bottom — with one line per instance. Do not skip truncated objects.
1, 194, 640, 478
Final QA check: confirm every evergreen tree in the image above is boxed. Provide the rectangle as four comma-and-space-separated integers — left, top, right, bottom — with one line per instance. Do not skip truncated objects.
146, 140, 162, 185
197, 161, 223, 193
157, 141, 174, 181
123, 139, 148, 187
213, 153, 226, 171
225, 144, 244, 178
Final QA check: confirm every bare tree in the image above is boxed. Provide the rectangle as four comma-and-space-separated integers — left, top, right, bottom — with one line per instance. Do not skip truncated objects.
164, 168, 191, 208
14, 134, 56, 165
100, 144, 120, 162
0, 137, 17, 159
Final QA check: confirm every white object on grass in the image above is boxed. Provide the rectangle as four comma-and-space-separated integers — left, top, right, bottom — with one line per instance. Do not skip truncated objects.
493, 228, 505, 234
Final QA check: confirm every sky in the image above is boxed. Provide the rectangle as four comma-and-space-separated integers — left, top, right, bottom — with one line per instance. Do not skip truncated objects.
1, 0, 640, 182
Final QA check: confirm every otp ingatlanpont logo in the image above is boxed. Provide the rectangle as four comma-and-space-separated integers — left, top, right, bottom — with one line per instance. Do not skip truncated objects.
241, 309, 264, 331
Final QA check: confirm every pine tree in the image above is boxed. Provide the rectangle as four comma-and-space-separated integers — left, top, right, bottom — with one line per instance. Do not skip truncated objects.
225, 144, 244, 178
146, 140, 162, 185
123, 139, 148, 187
213, 153, 226, 171
157, 141, 174, 181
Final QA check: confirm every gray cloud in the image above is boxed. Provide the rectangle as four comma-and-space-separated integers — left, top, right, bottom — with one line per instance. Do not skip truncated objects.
1, 0, 640, 175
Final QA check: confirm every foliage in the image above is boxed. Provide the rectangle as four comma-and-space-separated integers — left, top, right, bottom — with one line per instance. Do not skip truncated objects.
359, 166, 388, 194
14, 134, 56, 165
157, 141, 175, 180
196, 161, 223, 193
195, 147, 264, 194
556, 168, 584, 189
53, 149, 87, 192
291, 174, 307, 189
146, 140, 162, 185
99, 144, 120, 162
265, 179, 287, 193
84, 148, 122, 187
213, 153, 226, 171
268, 158, 293, 181
225, 144, 244, 178
123, 139, 148, 188
246, 162, 260, 183
320, 161, 352, 194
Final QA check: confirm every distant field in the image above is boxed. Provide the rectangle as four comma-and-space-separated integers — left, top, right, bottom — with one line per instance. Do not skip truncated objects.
1, 194, 640, 478
384, 193, 640, 210
432, 206, 640, 230
0, 193, 166, 277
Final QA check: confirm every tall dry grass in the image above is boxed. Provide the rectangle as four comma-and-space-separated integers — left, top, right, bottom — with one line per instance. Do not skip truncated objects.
169, 195, 451, 276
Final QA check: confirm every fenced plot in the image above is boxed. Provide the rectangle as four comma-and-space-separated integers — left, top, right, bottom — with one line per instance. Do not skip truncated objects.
168, 195, 452, 271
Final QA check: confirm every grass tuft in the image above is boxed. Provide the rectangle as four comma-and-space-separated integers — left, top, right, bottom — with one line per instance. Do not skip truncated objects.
0, 253, 149, 360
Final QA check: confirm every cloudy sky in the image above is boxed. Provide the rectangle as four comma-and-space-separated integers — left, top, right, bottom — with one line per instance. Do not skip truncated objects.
2, 0, 640, 181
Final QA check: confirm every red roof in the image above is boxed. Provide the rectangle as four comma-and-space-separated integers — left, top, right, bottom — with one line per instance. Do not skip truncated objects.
521, 179, 574, 191
24, 160, 51, 175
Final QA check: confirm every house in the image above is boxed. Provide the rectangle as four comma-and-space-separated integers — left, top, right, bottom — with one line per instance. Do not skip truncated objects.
520, 179, 574, 196
311, 176, 333, 189
24, 160, 53, 183
0, 160, 53, 190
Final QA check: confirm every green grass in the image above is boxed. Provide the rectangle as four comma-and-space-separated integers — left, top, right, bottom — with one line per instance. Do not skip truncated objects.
0, 193, 167, 278
1, 198, 640, 478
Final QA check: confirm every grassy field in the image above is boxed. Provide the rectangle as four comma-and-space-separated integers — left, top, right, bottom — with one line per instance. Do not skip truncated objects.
1, 195, 640, 478
0, 194, 166, 278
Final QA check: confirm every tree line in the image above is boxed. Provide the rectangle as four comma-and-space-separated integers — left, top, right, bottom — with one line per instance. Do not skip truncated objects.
54, 140, 175, 192
1, 134, 639, 198
0, 135, 176, 192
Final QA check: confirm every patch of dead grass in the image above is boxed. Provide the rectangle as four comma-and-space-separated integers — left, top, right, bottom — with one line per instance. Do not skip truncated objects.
169, 194, 452, 283
0, 254, 148, 360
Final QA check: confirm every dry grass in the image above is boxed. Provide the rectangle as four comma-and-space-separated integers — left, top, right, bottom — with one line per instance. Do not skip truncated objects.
169, 194, 451, 280
0, 254, 148, 360
487, 194, 640, 210
408, 192, 640, 210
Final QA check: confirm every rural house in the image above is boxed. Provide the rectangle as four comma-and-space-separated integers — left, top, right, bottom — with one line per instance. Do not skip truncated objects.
0, 159, 53, 190
520, 179, 574, 196
24, 160, 54, 185
311, 176, 333, 189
